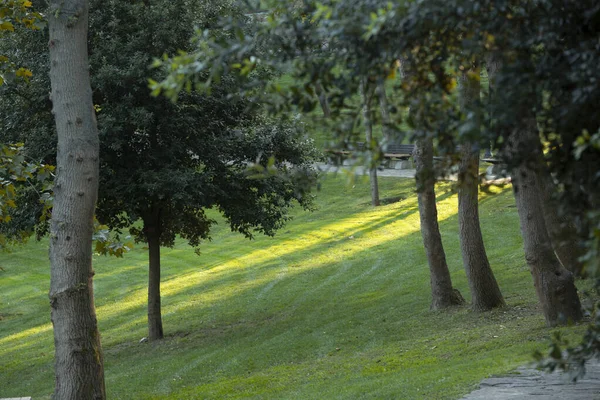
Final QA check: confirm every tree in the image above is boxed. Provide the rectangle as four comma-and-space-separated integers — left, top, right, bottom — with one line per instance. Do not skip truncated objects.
537, 168, 585, 277
153, 0, 404, 208
457, 67, 504, 311
401, 56, 464, 310
414, 136, 465, 309
46, 0, 105, 397
87, 0, 317, 341
376, 79, 392, 144
360, 79, 380, 206
505, 112, 582, 326
152, 0, 599, 371
484, 45, 582, 326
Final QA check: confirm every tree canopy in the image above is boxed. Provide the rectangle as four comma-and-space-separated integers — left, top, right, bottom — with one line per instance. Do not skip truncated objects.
153, 0, 600, 373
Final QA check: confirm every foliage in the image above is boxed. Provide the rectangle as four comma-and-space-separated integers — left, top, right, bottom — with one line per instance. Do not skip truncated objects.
0, 0, 49, 250
0, 142, 53, 249
92, 219, 134, 258
153, 0, 600, 374
87, 0, 317, 251
0, 0, 44, 85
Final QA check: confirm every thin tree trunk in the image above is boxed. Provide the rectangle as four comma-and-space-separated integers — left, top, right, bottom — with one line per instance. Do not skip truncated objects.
509, 118, 583, 326
315, 82, 331, 118
47, 0, 106, 398
145, 210, 164, 341
376, 79, 392, 144
361, 79, 380, 207
458, 68, 505, 311
415, 138, 464, 309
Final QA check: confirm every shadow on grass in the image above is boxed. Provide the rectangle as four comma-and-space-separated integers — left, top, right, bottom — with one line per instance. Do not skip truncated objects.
0, 178, 532, 400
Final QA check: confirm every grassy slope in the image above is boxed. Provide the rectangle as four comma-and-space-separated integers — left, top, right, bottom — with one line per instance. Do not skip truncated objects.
0, 175, 589, 399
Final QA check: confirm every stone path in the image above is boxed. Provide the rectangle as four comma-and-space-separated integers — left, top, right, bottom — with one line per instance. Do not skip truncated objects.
0, 397, 32, 400
316, 163, 417, 178
461, 361, 600, 399
316, 163, 512, 185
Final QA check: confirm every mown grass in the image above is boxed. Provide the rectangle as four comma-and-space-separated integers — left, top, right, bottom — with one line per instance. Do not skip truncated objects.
0, 175, 590, 399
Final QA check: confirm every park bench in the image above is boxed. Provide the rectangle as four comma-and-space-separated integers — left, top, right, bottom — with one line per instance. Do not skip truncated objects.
382, 143, 415, 169
326, 142, 416, 169
481, 156, 506, 177
383, 143, 415, 160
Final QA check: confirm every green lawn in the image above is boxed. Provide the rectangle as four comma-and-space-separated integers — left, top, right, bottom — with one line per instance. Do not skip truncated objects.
0, 175, 589, 399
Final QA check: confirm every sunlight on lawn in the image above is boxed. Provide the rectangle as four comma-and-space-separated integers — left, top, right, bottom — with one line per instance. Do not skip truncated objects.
0, 181, 507, 355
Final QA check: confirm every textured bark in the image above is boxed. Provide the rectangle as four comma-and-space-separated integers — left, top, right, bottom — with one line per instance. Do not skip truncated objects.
360, 80, 380, 207
458, 69, 505, 311
509, 119, 583, 326
47, 0, 106, 398
486, 53, 583, 325
144, 210, 164, 341
538, 168, 585, 276
415, 138, 465, 309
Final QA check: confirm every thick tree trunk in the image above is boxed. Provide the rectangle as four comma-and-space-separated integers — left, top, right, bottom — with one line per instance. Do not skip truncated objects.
47, 0, 106, 398
144, 210, 164, 341
458, 69, 505, 311
486, 53, 583, 324
509, 119, 583, 326
538, 168, 585, 276
360, 80, 380, 207
415, 138, 464, 309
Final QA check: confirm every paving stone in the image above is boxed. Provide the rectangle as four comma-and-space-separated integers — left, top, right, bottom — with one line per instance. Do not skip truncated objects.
461, 361, 600, 400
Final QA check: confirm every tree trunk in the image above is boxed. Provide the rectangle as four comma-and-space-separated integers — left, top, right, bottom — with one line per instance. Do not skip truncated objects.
315, 81, 331, 118
509, 118, 583, 326
360, 79, 380, 207
376, 79, 392, 144
458, 69, 505, 311
415, 138, 464, 309
538, 168, 585, 276
144, 210, 164, 341
47, 0, 106, 398
486, 53, 583, 325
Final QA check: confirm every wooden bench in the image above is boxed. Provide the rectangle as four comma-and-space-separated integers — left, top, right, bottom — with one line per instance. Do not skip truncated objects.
383, 143, 415, 160
481, 157, 506, 177
325, 142, 416, 169
382, 143, 415, 169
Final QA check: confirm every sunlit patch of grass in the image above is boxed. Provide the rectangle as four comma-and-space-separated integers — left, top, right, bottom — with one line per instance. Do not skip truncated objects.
0, 175, 590, 399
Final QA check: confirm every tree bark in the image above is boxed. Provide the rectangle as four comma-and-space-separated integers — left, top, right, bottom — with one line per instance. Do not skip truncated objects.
360, 79, 380, 207
47, 0, 106, 398
537, 168, 585, 276
509, 118, 583, 326
486, 52, 583, 325
458, 69, 505, 311
415, 137, 465, 309
144, 208, 164, 341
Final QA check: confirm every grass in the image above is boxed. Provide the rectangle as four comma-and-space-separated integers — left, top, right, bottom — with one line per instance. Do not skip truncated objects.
0, 174, 591, 399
